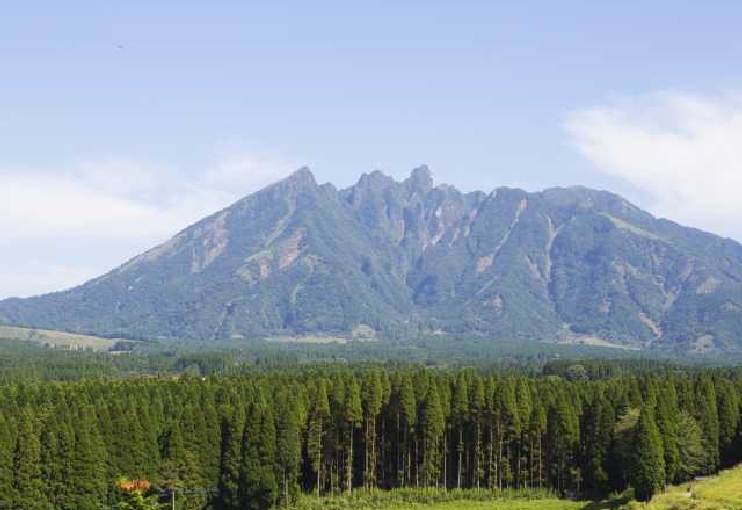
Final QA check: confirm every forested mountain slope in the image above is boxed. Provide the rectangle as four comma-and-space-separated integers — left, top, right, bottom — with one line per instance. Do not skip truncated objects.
2, 166, 742, 352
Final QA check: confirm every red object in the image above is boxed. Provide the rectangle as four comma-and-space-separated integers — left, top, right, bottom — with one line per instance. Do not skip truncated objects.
118, 479, 151, 492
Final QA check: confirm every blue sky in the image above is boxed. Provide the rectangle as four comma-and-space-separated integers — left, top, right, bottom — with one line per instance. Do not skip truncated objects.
2, 1, 742, 297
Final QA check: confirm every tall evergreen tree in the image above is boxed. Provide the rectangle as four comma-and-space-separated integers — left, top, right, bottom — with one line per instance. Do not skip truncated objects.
240, 399, 278, 510
343, 378, 362, 495
361, 370, 384, 490
307, 379, 330, 497
631, 407, 665, 503
12, 409, 47, 510
715, 378, 740, 466
675, 411, 706, 482
0, 416, 15, 506
275, 388, 302, 506
420, 383, 445, 488
694, 375, 720, 473
452, 374, 469, 489
470, 375, 486, 489
583, 388, 613, 497
655, 381, 680, 485
217, 407, 244, 510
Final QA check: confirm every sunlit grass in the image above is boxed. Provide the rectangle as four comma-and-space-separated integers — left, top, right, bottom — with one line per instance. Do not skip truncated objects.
293, 488, 585, 510
623, 464, 742, 509
0, 325, 117, 351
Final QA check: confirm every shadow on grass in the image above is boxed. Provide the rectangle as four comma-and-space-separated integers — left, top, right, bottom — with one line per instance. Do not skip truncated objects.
581, 492, 632, 510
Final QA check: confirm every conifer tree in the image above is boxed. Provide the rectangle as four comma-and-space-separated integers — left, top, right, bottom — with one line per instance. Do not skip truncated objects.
0, 416, 15, 506
259, 402, 278, 507
241, 403, 260, 485
307, 379, 330, 497
529, 396, 548, 489
217, 408, 244, 510
398, 374, 417, 487
715, 379, 740, 466
632, 407, 665, 502
515, 378, 532, 488
675, 411, 705, 482
452, 374, 469, 489
361, 370, 384, 490
38, 425, 59, 507
240, 399, 278, 510
546, 390, 577, 494
71, 403, 108, 509
275, 388, 302, 506
343, 378, 362, 495
694, 375, 720, 472
583, 388, 613, 497
655, 381, 680, 485
420, 383, 445, 487
498, 378, 520, 489
470, 375, 486, 489
201, 399, 222, 487
12, 409, 47, 510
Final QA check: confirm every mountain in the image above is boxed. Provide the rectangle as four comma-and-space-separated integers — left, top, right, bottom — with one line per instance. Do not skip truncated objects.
2, 166, 742, 352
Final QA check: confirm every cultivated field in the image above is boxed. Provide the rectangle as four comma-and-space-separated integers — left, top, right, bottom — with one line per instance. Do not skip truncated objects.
0, 325, 117, 351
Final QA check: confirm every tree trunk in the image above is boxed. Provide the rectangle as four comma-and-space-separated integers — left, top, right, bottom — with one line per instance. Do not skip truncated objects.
347, 427, 353, 496
317, 422, 323, 498
457, 428, 463, 489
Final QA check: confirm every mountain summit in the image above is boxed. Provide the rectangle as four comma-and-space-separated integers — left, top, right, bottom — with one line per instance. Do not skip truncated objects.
2, 167, 742, 352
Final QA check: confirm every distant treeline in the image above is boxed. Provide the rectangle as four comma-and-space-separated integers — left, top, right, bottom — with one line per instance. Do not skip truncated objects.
1, 334, 735, 385
0, 365, 741, 509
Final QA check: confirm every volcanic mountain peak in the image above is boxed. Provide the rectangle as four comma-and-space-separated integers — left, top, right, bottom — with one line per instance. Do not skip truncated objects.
2, 166, 742, 354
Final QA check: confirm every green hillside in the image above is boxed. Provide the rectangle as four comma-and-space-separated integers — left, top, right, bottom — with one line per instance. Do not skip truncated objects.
0, 325, 117, 351
3, 167, 742, 353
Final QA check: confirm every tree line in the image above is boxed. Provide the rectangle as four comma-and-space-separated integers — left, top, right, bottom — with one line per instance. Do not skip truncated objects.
0, 365, 741, 509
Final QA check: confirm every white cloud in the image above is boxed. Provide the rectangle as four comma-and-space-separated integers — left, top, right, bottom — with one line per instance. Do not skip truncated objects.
564, 91, 742, 240
0, 150, 296, 298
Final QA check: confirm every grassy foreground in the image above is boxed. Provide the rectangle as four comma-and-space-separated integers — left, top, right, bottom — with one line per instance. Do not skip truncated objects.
295, 499, 584, 510
624, 464, 742, 510
337, 502, 583, 510
293, 488, 585, 510
292, 466, 742, 510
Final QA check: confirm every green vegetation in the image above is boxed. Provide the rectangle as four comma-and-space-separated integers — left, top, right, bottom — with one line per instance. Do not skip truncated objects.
292, 488, 583, 510
0, 361, 740, 509
624, 464, 742, 509
0, 324, 118, 350
4, 168, 742, 353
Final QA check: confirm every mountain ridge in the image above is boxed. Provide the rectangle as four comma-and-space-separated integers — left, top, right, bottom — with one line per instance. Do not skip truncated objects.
2, 166, 742, 353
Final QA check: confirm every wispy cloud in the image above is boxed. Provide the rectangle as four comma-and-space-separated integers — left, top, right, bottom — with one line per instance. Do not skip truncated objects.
564, 91, 742, 240
0, 150, 296, 297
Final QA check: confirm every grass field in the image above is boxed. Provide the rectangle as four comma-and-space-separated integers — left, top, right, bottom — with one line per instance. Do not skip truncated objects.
265, 335, 349, 344
295, 498, 585, 510
624, 464, 742, 509
293, 489, 586, 510
291, 465, 742, 510
367, 501, 584, 510
0, 325, 118, 351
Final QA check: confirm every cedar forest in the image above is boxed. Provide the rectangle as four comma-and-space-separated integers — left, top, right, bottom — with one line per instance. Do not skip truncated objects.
1, 359, 741, 509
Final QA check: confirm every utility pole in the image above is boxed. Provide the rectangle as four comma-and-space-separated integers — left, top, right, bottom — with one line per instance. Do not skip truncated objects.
171, 489, 175, 510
